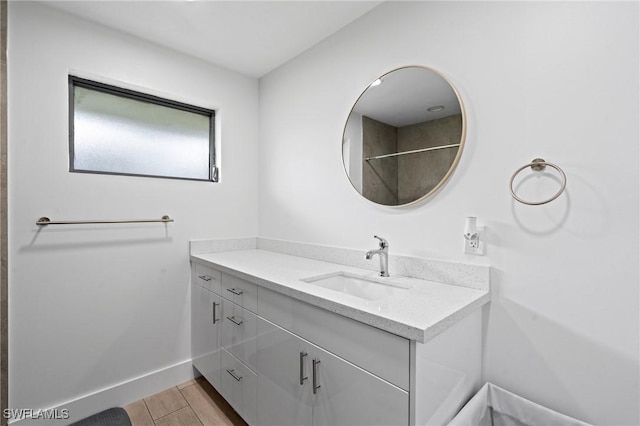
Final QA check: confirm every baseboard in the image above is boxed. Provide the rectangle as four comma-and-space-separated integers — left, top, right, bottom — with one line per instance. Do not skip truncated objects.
9, 359, 196, 426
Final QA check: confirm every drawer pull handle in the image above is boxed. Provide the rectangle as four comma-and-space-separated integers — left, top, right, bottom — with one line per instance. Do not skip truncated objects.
226, 316, 244, 326
198, 275, 212, 282
312, 359, 321, 394
212, 302, 220, 324
226, 369, 243, 381
299, 351, 308, 385
226, 288, 244, 295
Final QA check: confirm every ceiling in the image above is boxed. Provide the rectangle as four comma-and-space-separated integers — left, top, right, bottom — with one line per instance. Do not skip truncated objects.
353, 67, 462, 128
40, 0, 383, 78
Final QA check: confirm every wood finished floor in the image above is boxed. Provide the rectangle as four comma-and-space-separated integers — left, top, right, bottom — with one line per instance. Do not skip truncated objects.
125, 377, 247, 426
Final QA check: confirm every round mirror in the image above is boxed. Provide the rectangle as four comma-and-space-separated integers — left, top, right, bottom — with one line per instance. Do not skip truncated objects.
342, 66, 466, 206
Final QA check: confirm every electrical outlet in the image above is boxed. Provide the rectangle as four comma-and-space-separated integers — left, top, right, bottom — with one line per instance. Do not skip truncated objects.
464, 238, 481, 255
463, 226, 484, 255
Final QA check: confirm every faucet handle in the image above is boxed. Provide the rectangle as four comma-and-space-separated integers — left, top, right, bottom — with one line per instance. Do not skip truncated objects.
373, 235, 388, 249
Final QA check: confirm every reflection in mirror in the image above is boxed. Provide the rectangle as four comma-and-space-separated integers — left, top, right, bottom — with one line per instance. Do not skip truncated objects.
342, 66, 465, 206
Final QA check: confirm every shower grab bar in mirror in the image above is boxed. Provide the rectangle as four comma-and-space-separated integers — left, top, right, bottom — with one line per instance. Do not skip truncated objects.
365, 143, 460, 161
36, 215, 174, 226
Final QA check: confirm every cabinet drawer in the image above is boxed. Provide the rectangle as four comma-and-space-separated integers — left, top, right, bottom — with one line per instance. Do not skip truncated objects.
192, 262, 222, 294
221, 298, 258, 373
221, 273, 258, 313
220, 348, 257, 425
258, 287, 409, 391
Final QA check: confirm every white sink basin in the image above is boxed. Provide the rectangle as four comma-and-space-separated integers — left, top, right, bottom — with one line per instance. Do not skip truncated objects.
301, 272, 409, 301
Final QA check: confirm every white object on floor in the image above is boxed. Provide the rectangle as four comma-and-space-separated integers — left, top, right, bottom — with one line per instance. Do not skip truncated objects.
448, 383, 592, 426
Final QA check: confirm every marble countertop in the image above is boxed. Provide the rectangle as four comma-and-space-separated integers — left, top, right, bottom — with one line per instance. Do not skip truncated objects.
191, 249, 490, 343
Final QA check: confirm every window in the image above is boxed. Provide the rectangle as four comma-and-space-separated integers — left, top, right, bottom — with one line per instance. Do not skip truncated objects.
69, 76, 217, 181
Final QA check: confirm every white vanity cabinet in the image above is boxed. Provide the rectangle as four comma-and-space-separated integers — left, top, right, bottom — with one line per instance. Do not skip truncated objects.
191, 257, 484, 426
192, 263, 408, 426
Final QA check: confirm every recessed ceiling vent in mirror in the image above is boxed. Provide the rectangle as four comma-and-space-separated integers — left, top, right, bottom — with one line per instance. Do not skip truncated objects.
342, 66, 466, 207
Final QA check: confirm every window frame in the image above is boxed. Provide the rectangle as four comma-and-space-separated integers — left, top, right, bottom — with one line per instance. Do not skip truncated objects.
68, 75, 217, 182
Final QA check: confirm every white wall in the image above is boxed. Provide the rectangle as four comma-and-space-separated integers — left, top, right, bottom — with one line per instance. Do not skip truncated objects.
259, 2, 639, 425
9, 1, 259, 420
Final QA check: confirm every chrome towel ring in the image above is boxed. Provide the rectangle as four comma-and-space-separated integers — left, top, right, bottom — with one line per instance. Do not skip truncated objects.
509, 158, 566, 205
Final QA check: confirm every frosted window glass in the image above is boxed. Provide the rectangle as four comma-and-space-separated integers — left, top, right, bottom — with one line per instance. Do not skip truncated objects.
71, 79, 214, 181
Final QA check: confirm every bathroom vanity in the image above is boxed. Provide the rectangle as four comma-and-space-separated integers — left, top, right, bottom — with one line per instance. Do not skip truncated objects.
187, 65, 486, 426
190, 239, 490, 426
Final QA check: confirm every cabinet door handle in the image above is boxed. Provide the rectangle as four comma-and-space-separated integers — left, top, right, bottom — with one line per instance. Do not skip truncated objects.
198, 275, 212, 282
299, 351, 308, 385
226, 316, 244, 326
312, 359, 321, 394
226, 287, 244, 295
226, 369, 243, 381
212, 302, 220, 324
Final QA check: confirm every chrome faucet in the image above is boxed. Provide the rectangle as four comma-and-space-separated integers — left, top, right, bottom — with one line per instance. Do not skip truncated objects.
365, 235, 389, 277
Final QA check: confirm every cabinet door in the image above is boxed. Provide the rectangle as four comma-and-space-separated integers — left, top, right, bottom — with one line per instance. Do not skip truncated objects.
191, 283, 223, 387
310, 343, 409, 426
257, 317, 313, 426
